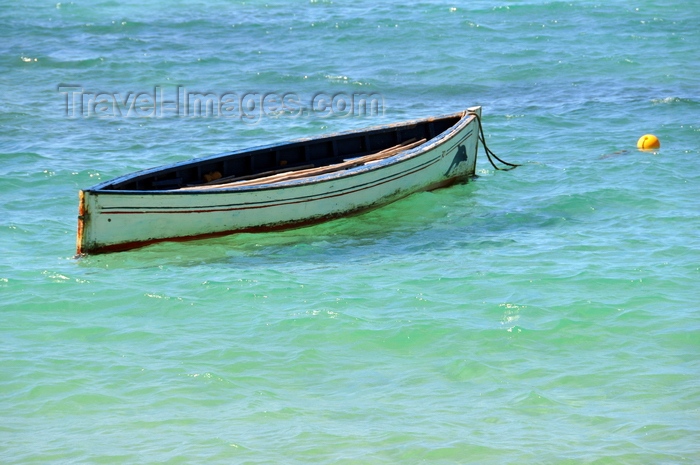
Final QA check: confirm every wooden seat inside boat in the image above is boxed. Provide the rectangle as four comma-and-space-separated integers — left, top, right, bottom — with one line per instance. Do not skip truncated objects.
101, 114, 462, 192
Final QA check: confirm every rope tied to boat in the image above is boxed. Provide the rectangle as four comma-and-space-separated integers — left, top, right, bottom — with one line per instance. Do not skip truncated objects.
467, 110, 520, 171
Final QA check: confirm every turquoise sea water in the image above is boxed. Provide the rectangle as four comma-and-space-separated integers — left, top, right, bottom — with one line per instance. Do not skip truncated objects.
2, 0, 699, 462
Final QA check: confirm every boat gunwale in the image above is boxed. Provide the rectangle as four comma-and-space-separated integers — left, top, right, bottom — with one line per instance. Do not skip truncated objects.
83, 110, 474, 195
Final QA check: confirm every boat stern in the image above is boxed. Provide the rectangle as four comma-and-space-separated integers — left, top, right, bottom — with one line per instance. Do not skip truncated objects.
76, 190, 86, 255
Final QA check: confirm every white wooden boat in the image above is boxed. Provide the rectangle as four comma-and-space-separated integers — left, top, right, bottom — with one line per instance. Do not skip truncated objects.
77, 107, 483, 254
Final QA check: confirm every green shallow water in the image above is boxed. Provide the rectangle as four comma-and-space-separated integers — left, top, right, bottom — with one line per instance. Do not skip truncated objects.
1, 0, 699, 463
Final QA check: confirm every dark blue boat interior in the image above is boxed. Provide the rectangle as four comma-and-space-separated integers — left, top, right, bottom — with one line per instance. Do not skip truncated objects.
103, 114, 462, 191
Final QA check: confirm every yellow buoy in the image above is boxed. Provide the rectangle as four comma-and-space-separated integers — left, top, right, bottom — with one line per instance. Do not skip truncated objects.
637, 134, 660, 150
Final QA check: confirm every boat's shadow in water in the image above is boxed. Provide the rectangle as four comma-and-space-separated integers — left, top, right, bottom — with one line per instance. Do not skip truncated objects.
76, 174, 574, 270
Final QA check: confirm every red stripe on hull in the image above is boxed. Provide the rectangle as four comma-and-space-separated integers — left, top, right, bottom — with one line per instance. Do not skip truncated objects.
102, 155, 443, 216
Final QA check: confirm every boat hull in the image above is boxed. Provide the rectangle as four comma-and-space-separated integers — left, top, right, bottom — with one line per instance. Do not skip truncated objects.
77, 108, 480, 254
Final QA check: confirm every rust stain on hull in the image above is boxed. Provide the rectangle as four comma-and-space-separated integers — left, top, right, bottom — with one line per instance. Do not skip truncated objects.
76, 190, 86, 255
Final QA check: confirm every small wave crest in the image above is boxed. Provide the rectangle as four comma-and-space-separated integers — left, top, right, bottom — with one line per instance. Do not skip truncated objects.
651, 96, 698, 106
